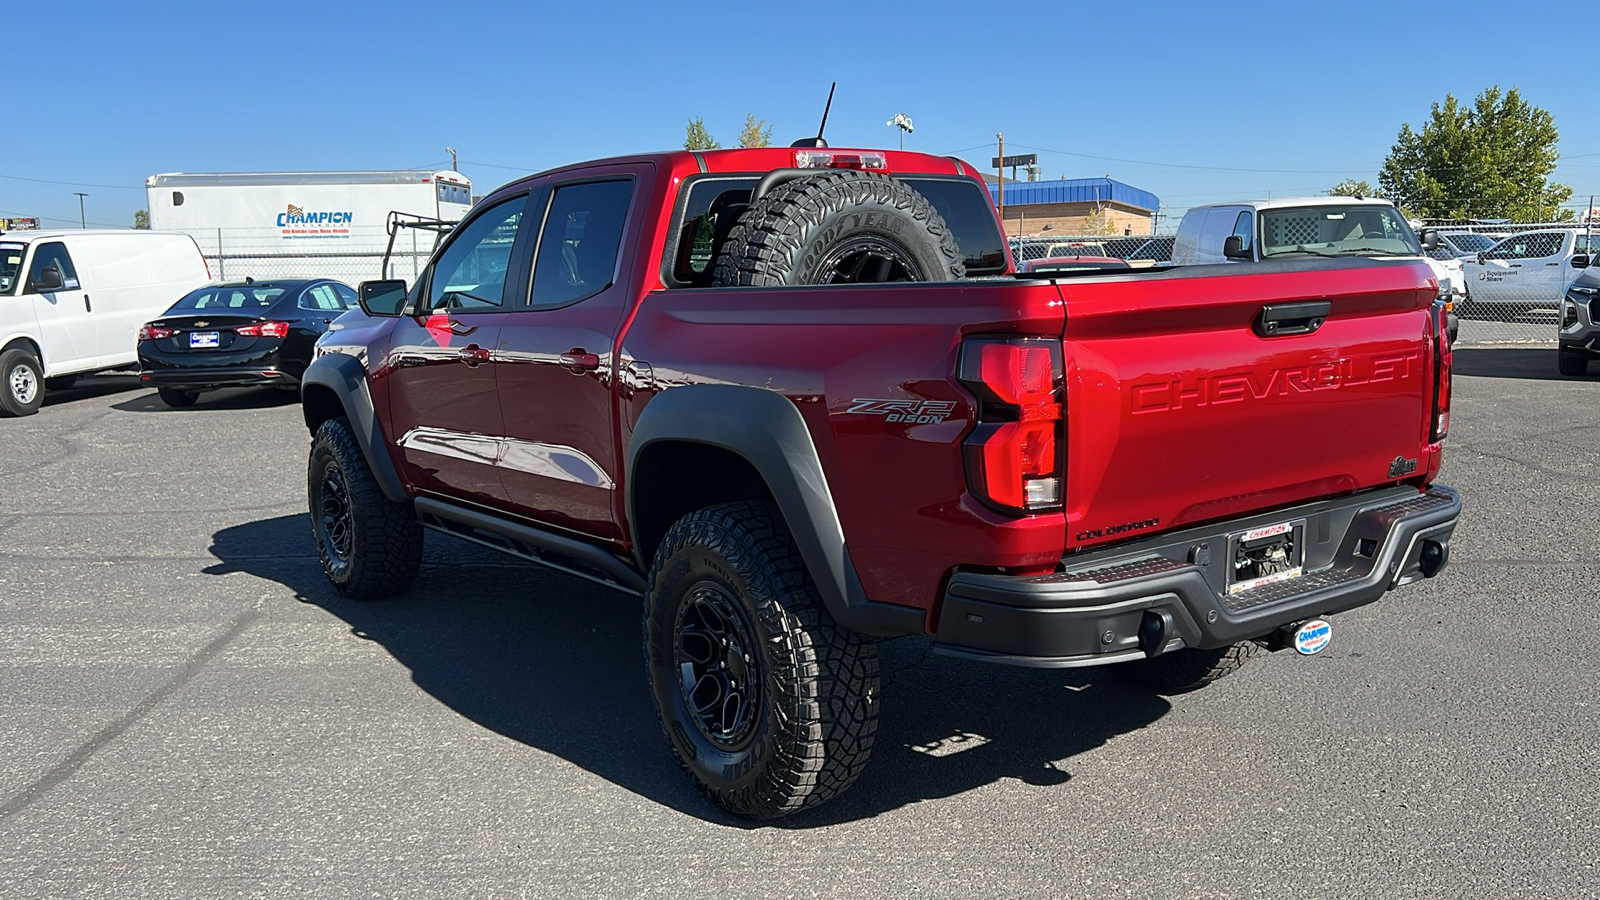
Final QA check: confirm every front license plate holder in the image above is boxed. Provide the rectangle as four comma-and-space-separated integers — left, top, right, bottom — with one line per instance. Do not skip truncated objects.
1226, 519, 1306, 595
189, 332, 220, 349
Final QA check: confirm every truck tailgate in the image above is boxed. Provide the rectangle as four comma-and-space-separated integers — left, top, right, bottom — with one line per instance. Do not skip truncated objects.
1058, 258, 1438, 550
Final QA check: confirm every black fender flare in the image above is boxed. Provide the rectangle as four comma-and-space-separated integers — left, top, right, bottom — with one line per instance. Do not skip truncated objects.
627, 384, 925, 638
300, 353, 409, 504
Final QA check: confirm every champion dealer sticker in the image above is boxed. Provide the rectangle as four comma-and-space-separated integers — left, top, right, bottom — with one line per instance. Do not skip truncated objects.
1294, 619, 1332, 655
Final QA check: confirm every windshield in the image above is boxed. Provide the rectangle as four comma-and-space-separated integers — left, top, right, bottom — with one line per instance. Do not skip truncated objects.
0, 243, 23, 294
1442, 232, 1496, 253
172, 285, 288, 310
1259, 205, 1423, 259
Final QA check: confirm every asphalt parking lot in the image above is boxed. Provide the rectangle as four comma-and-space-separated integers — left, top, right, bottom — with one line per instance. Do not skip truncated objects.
1, 350, 1596, 899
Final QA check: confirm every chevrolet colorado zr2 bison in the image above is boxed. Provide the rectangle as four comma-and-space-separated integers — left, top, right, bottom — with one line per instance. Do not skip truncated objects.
298, 145, 1461, 820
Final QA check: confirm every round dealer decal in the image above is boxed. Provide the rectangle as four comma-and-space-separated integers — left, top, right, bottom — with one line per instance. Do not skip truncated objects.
1294, 619, 1332, 655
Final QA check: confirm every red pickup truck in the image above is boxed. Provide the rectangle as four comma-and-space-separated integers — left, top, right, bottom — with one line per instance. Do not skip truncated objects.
300, 146, 1460, 820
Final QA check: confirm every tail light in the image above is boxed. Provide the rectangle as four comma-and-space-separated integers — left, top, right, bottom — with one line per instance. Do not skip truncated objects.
137, 324, 173, 341
235, 321, 290, 338
794, 150, 889, 171
958, 336, 1064, 513
1431, 302, 1451, 441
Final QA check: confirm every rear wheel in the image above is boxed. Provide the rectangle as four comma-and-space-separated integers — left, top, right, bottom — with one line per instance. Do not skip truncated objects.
1115, 642, 1258, 694
644, 501, 879, 820
0, 347, 44, 417
157, 388, 200, 408
307, 416, 423, 600
1558, 347, 1589, 376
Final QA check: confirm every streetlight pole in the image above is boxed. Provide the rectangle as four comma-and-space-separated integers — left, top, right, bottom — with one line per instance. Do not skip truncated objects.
73, 192, 88, 228
445, 147, 458, 172
886, 114, 913, 152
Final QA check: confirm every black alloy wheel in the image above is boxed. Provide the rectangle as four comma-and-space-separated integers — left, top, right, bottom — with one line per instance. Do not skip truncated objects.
318, 461, 355, 564
812, 236, 927, 284
675, 582, 762, 751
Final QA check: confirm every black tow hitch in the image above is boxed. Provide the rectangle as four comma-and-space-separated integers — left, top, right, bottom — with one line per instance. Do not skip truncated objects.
1261, 622, 1307, 653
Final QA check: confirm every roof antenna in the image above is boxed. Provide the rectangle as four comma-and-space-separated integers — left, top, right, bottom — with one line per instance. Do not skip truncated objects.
791, 82, 836, 148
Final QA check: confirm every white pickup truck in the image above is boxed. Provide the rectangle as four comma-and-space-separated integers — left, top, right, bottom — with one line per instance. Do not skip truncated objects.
1462, 228, 1600, 315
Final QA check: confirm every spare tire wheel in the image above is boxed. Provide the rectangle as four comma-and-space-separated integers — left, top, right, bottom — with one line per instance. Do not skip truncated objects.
711, 169, 964, 287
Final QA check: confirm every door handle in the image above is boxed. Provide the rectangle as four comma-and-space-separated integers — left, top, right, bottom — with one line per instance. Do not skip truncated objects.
1509, 263, 1522, 268
559, 350, 601, 374
458, 344, 492, 367
84, 294, 92, 312
1254, 301, 1331, 338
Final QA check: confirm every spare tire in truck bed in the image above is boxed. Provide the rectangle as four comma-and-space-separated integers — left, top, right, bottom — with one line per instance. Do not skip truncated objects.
711, 169, 965, 287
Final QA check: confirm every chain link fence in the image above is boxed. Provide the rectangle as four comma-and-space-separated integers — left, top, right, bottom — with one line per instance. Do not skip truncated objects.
191, 225, 442, 287
1419, 220, 1598, 344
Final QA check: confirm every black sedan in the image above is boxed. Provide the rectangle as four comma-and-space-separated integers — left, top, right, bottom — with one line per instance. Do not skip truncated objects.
137, 278, 358, 407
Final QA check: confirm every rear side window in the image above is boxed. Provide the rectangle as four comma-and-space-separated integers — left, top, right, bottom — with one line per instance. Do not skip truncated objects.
667, 174, 1007, 286
299, 284, 347, 310
26, 242, 80, 292
173, 286, 286, 309
528, 180, 633, 309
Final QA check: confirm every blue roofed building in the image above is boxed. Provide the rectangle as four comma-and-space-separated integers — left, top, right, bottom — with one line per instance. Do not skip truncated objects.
985, 177, 1159, 237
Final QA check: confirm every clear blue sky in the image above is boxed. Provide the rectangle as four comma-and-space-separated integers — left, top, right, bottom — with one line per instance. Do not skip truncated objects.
8, 0, 1598, 230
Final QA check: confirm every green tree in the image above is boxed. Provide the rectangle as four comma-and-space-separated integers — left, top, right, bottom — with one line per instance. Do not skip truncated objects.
684, 117, 720, 151
132, 209, 150, 229
1080, 208, 1116, 236
1327, 179, 1380, 198
1379, 86, 1571, 220
737, 114, 773, 148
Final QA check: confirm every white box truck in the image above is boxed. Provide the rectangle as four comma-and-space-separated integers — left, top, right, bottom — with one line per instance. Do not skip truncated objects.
145, 170, 473, 286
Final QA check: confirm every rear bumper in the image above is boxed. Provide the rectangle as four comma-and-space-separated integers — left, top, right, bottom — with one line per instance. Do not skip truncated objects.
934, 484, 1461, 668
138, 367, 300, 390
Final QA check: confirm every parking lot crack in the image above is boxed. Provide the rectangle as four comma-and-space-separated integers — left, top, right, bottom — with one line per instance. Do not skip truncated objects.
0, 604, 262, 822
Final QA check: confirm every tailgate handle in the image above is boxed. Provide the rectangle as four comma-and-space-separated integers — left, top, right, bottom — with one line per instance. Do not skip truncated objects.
1255, 301, 1331, 338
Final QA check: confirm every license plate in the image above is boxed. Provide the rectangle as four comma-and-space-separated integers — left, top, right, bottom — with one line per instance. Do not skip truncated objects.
189, 332, 220, 349
1227, 519, 1306, 594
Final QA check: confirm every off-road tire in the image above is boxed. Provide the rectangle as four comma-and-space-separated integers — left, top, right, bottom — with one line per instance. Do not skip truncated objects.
1558, 347, 1589, 376
1115, 642, 1258, 694
644, 501, 879, 820
711, 169, 964, 287
0, 347, 45, 417
307, 416, 422, 600
157, 388, 200, 408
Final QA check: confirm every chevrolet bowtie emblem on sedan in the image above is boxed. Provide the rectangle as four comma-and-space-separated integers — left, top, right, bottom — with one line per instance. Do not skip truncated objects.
192, 321, 209, 327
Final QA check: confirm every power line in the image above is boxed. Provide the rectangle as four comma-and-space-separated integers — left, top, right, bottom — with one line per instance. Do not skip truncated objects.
0, 173, 143, 191
1006, 142, 1375, 176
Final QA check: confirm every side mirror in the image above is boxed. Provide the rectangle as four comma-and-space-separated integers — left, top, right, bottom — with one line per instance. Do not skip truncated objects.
1476, 253, 1485, 265
1572, 255, 1590, 269
1223, 235, 1252, 260
1419, 229, 1440, 252
358, 279, 410, 317
30, 266, 64, 292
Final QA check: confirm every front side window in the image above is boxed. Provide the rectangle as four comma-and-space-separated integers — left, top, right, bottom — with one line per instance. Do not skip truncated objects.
300, 284, 346, 311
426, 195, 527, 311
1258, 205, 1422, 259
1231, 211, 1253, 253
528, 180, 633, 309
25, 242, 80, 292
1482, 232, 1563, 261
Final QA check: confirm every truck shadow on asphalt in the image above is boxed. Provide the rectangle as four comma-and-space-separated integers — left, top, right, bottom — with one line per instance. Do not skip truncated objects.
207, 514, 1173, 828
111, 386, 300, 412
1453, 347, 1600, 381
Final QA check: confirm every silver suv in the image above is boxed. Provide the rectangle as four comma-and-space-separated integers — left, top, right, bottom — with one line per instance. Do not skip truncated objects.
1559, 265, 1600, 375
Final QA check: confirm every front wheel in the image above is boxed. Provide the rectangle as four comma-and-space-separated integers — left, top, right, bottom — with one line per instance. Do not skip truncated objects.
644, 501, 879, 820
307, 416, 423, 600
0, 347, 44, 417
1558, 347, 1589, 376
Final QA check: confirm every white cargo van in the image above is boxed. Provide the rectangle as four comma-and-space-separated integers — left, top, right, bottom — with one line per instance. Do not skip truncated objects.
1171, 196, 1462, 337
0, 229, 211, 416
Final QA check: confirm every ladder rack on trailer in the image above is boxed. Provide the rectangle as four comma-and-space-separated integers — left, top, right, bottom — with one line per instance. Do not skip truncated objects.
381, 211, 457, 279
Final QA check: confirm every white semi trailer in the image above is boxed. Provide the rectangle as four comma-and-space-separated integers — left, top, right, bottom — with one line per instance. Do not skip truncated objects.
146, 170, 473, 285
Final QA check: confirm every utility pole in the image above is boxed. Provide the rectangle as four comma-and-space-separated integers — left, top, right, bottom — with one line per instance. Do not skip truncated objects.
446, 147, 458, 172
73, 192, 88, 228
995, 132, 1004, 226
